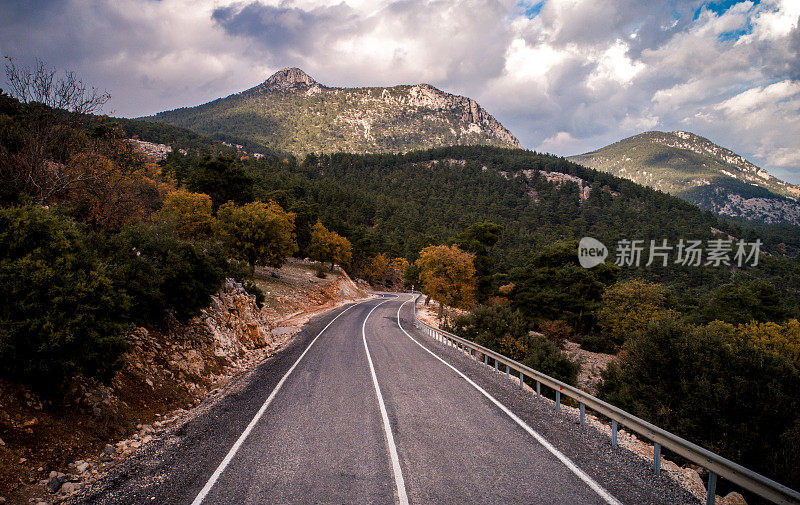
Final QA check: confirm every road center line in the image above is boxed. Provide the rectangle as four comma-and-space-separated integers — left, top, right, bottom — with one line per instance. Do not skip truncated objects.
191, 300, 364, 505
396, 297, 622, 505
362, 298, 410, 505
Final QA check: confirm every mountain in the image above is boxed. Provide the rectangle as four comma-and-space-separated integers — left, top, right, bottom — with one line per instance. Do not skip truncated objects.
141, 67, 520, 157
569, 131, 800, 226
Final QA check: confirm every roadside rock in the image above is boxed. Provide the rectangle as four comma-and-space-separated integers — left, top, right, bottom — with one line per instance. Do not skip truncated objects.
718, 492, 747, 505
46, 473, 66, 493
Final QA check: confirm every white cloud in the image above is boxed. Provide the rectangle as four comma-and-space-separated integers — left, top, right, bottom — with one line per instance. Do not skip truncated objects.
716, 80, 800, 114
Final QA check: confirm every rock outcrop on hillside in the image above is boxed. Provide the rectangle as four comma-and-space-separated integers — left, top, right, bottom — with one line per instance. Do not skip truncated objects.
569, 130, 800, 225
145, 67, 520, 156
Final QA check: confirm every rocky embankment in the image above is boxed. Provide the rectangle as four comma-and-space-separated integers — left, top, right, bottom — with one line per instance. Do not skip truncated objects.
0, 261, 367, 504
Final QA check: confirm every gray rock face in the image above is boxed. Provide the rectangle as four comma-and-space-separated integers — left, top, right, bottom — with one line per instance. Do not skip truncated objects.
263, 67, 318, 89
46, 473, 66, 493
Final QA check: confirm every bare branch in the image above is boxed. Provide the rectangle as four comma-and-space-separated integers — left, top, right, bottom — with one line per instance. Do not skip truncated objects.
4, 56, 110, 114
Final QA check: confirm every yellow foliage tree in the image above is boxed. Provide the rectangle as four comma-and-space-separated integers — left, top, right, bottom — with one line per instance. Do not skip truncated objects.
597, 279, 677, 346
217, 201, 297, 272
308, 221, 352, 270
364, 253, 391, 284
415, 245, 476, 310
737, 319, 800, 369
156, 190, 215, 239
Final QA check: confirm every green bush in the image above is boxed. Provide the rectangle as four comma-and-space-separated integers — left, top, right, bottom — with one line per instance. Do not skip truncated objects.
579, 333, 617, 354
450, 305, 579, 384
522, 335, 580, 386
0, 206, 129, 389
109, 223, 228, 323
599, 314, 800, 488
450, 305, 529, 358
242, 280, 265, 308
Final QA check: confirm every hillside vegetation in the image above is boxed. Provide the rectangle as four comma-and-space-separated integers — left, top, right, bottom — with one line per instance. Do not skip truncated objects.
142, 67, 520, 157
570, 131, 800, 225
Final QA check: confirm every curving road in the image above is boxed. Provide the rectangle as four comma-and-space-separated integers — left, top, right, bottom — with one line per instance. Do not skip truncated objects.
75, 294, 699, 505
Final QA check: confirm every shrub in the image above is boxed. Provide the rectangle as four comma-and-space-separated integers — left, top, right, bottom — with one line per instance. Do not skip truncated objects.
522, 335, 580, 386
0, 206, 128, 389
538, 320, 572, 348
451, 305, 529, 361
599, 314, 800, 488
579, 333, 616, 354
242, 280, 265, 308
597, 279, 676, 347
109, 223, 228, 323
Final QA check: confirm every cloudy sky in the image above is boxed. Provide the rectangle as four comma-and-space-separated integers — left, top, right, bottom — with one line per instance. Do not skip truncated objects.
2, 0, 799, 182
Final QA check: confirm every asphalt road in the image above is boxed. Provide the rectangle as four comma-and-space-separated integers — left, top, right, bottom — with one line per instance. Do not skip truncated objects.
75, 294, 699, 505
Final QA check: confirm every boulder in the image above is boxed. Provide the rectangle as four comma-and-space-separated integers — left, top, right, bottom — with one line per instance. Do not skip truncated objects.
718, 492, 747, 505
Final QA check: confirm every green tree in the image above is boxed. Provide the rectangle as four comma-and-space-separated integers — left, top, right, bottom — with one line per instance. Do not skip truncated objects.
187, 155, 254, 208
217, 201, 297, 272
704, 279, 785, 325
110, 223, 228, 323
308, 221, 352, 270
0, 206, 128, 389
512, 241, 618, 334
455, 222, 503, 302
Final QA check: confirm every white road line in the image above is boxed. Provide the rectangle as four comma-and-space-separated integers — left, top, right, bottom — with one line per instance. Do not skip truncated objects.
191, 301, 364, 505
396, 297, 623, 505
362, 298, 410, 505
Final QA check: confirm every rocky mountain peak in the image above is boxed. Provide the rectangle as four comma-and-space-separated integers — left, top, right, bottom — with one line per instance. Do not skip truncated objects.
263, 67, 317, 89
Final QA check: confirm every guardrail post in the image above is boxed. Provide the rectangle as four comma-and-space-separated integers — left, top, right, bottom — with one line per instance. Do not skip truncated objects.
706, 472, 717, 505
506, 364, 510, 379
484, 353, 488, 366
653, 442, 661, 474
519, 371, 523, 389
611, 420, 618, 447
494, 359, 498, 372
555, 390, 561, 410
535, 381, 540, 397
579, 403, 585, 425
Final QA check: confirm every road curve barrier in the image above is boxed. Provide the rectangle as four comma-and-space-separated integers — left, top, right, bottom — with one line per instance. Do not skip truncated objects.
408, 292, 800, 505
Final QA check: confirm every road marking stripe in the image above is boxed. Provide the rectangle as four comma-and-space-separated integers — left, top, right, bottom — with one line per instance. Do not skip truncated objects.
191, 301, 364, 505
396, 298, 622, 505
362, 299, 410, 505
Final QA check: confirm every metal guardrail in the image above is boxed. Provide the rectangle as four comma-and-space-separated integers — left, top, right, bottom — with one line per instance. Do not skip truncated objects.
410, 294, 800, 505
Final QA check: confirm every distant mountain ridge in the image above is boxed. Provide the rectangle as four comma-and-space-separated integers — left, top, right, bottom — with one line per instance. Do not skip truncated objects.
142, 67, 520, 156
569, 131, 800, 226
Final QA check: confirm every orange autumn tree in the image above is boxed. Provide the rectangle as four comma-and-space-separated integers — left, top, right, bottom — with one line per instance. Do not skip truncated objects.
364, 253, 409, 288
415, 245, 476, 315
156, 189, 215, 239
308, 221, 352, 270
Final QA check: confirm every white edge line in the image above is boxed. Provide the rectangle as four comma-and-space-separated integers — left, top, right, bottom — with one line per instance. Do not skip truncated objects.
191, 300, 364, 505
396, 297, 622, 505
362, 298, 410, 505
